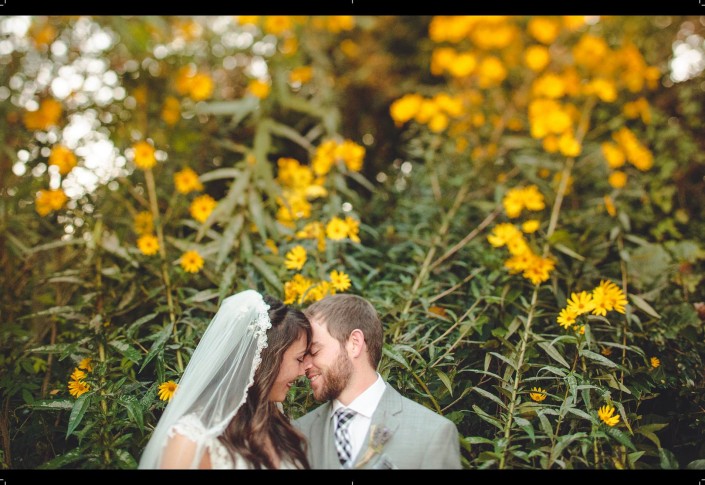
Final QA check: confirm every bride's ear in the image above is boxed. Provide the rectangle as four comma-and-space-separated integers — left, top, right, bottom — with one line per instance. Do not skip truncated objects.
348, 329, 366, 358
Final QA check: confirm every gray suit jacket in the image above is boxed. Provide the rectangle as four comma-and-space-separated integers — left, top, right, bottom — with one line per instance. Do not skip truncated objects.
295, 384, 462, 469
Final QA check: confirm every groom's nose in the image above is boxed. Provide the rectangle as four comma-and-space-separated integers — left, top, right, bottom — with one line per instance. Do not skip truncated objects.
303, 353, 313, 370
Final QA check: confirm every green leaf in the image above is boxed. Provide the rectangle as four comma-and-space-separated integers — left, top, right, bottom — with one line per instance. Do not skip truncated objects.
605, 426, 637, 451
686, 459, 705, 469
550, 432, 587, 462
383, 346, 411, 370
109, 340, 142, 364
120, 395, 144, 431
537, 342, 571, 369
537, 411, 554, 440
580, 349, 618, 368
251, 255, 282, 292
219, 260, 238, 303
37, 447, 84, 469
565, 407, 594, 423
195, 97, 258, 119
629, 293, 661, 319
114, 449, 138, 469
187, 289, 220, 303
472, 405, 504, 431
514, 416, 535, 442
434, 369, 453, 397
473, 386, 506, 410
488, 351, 518, 371
248, 187, 267, 240
140, 322, 173, 373
126, 313, 158, 339
199, 167, 241, 183
553, 243, 586, 261
66, 393, 91, 438
464, 436, 495, 445
216, 213, 245, 271
29, 343, 74, 355
268, 120, 315, 151
28, 399, 74, 411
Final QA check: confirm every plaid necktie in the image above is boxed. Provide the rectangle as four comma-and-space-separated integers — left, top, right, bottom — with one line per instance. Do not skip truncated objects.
333, 407, 357, 468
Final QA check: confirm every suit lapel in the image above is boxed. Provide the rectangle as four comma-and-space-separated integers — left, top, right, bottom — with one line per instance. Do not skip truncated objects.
309, 402, 339, 469
353, 385, 402, 469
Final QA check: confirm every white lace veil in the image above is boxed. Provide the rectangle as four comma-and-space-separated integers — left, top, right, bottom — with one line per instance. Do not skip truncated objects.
138, 289, 271, 469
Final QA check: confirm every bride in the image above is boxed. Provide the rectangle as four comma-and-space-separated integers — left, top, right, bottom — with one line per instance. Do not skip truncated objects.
138, 290, 311, 469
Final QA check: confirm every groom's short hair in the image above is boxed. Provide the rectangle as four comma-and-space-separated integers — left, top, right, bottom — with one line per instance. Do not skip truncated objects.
305, 294, 383, 368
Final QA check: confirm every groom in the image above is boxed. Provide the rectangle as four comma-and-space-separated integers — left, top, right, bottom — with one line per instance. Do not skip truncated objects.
295, 294, 462, 469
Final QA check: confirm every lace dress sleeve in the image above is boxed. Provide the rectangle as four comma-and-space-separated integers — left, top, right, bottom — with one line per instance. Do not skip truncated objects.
166, 414, 236, 469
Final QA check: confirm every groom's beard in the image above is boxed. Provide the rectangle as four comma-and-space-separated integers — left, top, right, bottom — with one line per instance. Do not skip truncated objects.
314, 350, 353, 402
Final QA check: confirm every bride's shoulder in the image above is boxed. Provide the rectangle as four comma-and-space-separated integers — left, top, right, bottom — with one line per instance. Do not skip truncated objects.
168, 413, 207, 441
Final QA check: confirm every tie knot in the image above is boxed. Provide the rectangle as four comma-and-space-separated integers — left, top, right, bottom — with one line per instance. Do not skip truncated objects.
334, 407, 356, 428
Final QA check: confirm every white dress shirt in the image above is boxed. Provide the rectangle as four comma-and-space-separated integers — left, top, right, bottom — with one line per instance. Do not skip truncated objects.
330, 373, 386, 465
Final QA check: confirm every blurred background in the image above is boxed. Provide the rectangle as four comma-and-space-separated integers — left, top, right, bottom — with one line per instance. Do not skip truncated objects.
1, 15, 704, 469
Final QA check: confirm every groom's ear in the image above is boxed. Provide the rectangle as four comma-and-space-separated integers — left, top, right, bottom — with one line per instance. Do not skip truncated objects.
347, 329, 366, 358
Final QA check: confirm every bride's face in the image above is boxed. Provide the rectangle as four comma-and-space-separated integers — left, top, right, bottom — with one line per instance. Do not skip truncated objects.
269, 332, 308, 402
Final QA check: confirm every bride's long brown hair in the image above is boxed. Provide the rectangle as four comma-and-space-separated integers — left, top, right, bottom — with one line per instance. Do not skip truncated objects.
219, 295, 311, 469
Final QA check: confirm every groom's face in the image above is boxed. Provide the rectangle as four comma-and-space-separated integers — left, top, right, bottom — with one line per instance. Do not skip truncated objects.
304, 318, 353, 402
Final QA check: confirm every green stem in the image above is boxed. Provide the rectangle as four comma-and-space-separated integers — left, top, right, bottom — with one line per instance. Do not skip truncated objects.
144, 169, 182, 372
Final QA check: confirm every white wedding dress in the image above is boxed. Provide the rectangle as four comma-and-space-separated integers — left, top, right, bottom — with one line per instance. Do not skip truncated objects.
167, 414, 295, 469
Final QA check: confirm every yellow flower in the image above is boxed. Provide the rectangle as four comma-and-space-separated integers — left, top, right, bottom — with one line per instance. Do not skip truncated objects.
35, 189, 67, 216
650, 356, 660, 368
134, 211, 154, 236
289, 66, 313, 84
285, 245, 307, 271
264, 16, 293, 35
557, 307, 578, 329
558, 132, 581, 158
158, 380, 178, 401
180, 250, 204, 273
529, 387, 547, 402
566, 291, 594, 316
487, 223, 522, 248
189, 73, 214, 101
161, 96, 181, 125
284, 274, 314, 305
189, 194, 217, 223
608, 171, 627, 189
477, 56, 507, 88
528, 17, 560, 44
137, 234, 159, 256
390, 94, 423, 126
330, 270, 351, 292
521, 220, 540, 234
132, 141, 156, 170
23, 98, 62, 131
524, 45, 550, 72
601, 347, 613, 356
591, 280, 628, 315
603, 195, 617, 217
49, 145, 77, 175
345, 216, 361, 243
174, 167, 204, 194
78, 357, 93, 372
597, 405, 620, 427
305, 280, 335, 303
447, 52, 476, 78
326, 217, 349, 241
70, 368, 86, 381
522, 254, 555, 285
601, 142, 626, 169
335, 140, 365, 172
248, 79, 271, 99
265, 239, 279, 255
502, 186, 545, 219
68, 379, 90, 398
